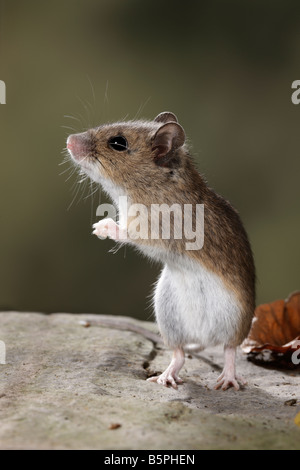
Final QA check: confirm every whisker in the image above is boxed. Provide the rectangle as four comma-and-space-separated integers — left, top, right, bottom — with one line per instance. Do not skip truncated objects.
61, 125, 77, 132
64, 114, 83, 124
96, 156, 105, 169
85, 75, 97, 127
102, 79, 109, 123
59, 156, 71, 166
78, 176, 88, 184
65, 168, 79, 182
84, 183, 99, 200
59, 166, 73, 177
87, 74, 96, 105
104, 79, 109, 107
67, 173, 87, 210
76, 95, 92, 130
69, 109, 87, 131
133, 96, 151, 121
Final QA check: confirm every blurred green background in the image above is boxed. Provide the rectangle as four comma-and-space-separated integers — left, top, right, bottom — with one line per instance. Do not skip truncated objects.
0, 0, 299, 319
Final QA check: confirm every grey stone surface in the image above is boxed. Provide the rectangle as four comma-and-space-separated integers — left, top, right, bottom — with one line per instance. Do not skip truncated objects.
0, 312, 299, 450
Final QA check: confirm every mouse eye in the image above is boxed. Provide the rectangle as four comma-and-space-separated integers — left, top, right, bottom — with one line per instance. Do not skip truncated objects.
108, 136, 128, 152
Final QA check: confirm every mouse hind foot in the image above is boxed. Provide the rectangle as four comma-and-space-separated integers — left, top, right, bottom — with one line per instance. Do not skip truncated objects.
214, 345, 247, 391
147, 347, 185, 390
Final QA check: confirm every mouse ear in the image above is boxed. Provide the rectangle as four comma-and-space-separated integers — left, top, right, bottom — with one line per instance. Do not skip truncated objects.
154, 112, 178, 124
151, 122, 185, 164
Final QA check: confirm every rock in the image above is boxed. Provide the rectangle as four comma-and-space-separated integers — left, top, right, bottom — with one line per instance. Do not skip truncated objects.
0, 312, 299, 450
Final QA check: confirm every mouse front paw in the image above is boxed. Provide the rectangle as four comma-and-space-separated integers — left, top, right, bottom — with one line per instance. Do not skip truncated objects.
92, 218, 112, 239
92, 219, 127, 241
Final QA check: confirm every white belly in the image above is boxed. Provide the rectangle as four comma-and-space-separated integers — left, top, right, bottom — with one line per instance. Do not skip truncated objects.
154, 258, 241, 349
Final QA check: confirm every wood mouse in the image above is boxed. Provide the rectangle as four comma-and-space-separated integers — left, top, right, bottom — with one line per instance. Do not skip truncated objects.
66, 111, 256, 391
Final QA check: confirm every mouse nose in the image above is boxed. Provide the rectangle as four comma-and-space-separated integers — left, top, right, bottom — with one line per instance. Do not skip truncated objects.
67, 133, 89, 160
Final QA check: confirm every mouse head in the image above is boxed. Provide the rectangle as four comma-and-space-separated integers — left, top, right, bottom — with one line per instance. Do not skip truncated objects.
67, 112, 187, 196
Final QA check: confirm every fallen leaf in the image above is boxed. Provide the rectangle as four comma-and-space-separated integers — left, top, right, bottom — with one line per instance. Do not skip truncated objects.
109, 423, 121, 430
294, 412, 300, 427
242, 291, 300, 369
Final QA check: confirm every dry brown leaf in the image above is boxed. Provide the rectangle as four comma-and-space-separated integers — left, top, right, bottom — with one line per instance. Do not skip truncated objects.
109, 423, 121, 430
295, 412, 300, 427
242, 291, 300, 369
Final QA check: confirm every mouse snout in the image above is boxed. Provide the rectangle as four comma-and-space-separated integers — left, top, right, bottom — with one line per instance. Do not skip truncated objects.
67, 133, 90, 161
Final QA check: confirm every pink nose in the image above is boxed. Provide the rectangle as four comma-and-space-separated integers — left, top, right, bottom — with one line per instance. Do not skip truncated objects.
67, 133, 89, 160
67, 135, 74, 150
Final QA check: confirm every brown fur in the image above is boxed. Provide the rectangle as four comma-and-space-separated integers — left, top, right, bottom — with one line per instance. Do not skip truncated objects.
73, 115, 256, 345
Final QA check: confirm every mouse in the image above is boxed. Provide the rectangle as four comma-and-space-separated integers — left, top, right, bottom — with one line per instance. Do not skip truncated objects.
66, 111, 256, 391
